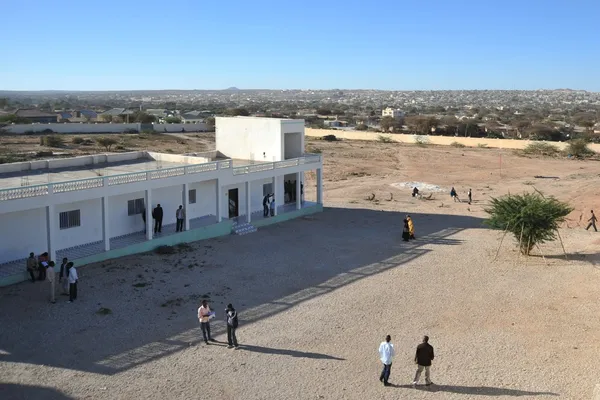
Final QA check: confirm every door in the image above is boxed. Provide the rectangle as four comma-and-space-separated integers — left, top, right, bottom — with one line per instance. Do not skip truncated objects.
228, 188, 239, 218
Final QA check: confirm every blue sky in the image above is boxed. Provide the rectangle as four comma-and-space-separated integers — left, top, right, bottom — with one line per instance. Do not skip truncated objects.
1, 0, 599, 91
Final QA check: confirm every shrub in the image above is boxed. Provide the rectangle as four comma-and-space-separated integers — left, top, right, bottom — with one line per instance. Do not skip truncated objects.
355, 124, 368, 131
41, 128, 54, 134
322, 134, 337, 142
485, 192, 572, 255
95, 137, 118, 151
155, 245, 176, 255
377, 135, 394, 143
71, 137, 85, 144
522, 142, 560, 157
40, 135, 64, 148
477, 143, 488, 148
124, 128, 139, 134
451, 141, 466, 148
414, 135, 430, 147
564, 139, 594, 158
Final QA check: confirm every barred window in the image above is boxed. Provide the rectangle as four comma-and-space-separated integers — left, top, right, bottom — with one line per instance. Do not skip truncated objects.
189, 189, 197, 204
128, 198, 145, 216
59, 210, 81, 230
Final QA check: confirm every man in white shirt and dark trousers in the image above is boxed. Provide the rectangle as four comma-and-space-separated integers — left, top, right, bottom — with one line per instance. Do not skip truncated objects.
378, 335, 395, 386
68, 264, 78, 303
176, 205, 185, 232
198, 300, 214, 345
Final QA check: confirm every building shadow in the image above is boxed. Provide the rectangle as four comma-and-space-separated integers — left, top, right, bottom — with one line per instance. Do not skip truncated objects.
238, 344, 344, 360
395, 384, 559, 396
0, 207, 484, 376
0, 383, 75, 400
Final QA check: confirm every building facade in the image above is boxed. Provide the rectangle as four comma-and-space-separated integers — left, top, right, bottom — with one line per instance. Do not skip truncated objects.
382, 107, 405, 120
0, 117, 323, 286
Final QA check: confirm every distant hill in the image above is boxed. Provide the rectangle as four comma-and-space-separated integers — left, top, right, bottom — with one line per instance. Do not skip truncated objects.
223, 87, 240, 91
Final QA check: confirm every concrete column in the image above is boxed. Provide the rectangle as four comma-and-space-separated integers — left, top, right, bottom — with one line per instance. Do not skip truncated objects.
317, 168, 323, 205
145, 189, 153, 240
296, 172, 301, 210
272, 176, 278, 216
182, 183, 190, 231
102, 196, 110, 251
216, 179, 222, 222
245, 181, 251, 223
46, 204, 56, 262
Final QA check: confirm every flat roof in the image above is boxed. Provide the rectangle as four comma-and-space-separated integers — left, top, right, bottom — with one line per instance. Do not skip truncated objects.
0, 158, 189, 189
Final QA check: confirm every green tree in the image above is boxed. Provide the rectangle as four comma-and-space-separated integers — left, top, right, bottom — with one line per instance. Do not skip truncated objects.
380, 116, 399, 132
355, 123, 368, 131
225, 108, 250, 117
406, 116, 438, 135
316, 108, 332, 116
164, 116, 182, 123
485, 192, 572, 255
205, 116, 215, 130
132, 111, 156, 124
0, 114, 29, 124
96, 137, 118, 151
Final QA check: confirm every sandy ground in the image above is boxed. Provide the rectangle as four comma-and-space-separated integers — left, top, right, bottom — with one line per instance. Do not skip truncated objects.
1, 139, 600, 400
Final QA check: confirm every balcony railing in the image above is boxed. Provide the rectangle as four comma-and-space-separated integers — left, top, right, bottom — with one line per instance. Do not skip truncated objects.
0, 154, 321, 202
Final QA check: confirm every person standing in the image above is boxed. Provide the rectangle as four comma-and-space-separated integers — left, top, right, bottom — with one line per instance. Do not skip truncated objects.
468, 189, 472, 205
59, 258, 70, 295
141, 207, 146, 233
38, 252, 49, 281
270, 195, 275, 217
198, 300, 214, 344
402, 218, 410, 242
26, 252, 37, 283
262, 194, 270, 217
46, 261, 56, 304
412, 336, 435, 387
407, 215, 415, 240
68, 263, 78, 303
586, 210, 597, 232
176, 205, 185, 232
153, 204, 163, 234
378, 335, 395, 386
225, 303, 239, 349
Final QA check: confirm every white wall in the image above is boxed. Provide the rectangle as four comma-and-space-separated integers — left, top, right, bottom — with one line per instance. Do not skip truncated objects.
216, 117, 284, 162
55, 199, 102, 251
221, 183, 246, 218
188, 180, 217, 218
284, 132, 303, 159
152, 185, 184, 226
3, 122, 208, 134
153, 123, 208, 132
0, 207, 47, 264
109, 191, 146, 237
251, 178, 274, 213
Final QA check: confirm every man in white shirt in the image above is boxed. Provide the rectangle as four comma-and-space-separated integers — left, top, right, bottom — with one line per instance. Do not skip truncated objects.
68, 264, 78, 303
378, 335, 395, 386
198, 300, 214, 344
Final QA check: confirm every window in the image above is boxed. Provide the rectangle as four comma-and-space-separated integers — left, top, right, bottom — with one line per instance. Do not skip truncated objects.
263, 183, 273, 196
128, 198, 145, 216
59, 210, 81, 230
188, 189, 197, 204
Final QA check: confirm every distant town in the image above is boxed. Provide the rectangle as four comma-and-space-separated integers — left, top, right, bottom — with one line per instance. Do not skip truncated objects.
0, 89, 599, 141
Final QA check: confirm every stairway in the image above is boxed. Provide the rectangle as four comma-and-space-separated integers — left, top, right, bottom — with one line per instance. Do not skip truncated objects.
232, 221, 257, 235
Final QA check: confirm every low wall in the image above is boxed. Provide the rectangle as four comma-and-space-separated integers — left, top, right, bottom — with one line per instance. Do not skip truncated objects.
253, 204, 323, 228
305, 128, 600, 152
0, 152, 145, 174
2, 122, 209, 134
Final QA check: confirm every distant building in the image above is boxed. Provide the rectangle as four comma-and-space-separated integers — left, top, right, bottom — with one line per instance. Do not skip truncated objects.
181, 111, 210, 124
56, 110, 98, 123
324, 120, 346, 128
14, 109, 58, 123
381, 107, 404, 120
98, 108, 135, 122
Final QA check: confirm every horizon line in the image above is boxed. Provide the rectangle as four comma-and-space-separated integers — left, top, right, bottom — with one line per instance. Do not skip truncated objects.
0, 88, 598, 93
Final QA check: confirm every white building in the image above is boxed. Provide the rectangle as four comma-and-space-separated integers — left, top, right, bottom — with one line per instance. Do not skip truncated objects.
0, 117, 323, 286
382, 107, 405, 120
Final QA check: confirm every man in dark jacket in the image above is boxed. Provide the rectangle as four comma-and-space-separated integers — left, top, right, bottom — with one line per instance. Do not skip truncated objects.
225, 303, 239, 349
412, 335, 434, 387
262, 194, 270, 217
153, 204, 163, 233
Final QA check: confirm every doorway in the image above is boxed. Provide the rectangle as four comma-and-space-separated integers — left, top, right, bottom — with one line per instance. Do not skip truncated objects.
228, 188, 239, 218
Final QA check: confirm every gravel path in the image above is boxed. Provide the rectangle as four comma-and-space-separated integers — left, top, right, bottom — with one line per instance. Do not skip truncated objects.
1, 205, 599, 400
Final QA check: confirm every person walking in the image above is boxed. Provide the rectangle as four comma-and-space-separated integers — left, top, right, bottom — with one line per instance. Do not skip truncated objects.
46, 261, 56, 304
412, 336, 435, 387
262, 194, 270, 217
68, 263, 78, 303
378, 335, 395, 386
198, 300, 214, 344
26, 252, 37, 283
468, 188, 472, 205
586, 210, 597, 232
225, 303, 239, 349
176, 205, 185, 232
407, 215, 415, 240
59, 258, 70, 295
153, 204, 163, 234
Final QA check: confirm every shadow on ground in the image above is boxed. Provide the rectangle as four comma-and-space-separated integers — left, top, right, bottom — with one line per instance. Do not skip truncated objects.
0, 207, 483, 376
0, 383, 75, 400
396, 384, 559, 396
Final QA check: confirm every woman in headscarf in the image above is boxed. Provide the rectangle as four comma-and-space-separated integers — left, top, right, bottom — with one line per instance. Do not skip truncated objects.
402, 218, 410, 242
407, 215, 415, 240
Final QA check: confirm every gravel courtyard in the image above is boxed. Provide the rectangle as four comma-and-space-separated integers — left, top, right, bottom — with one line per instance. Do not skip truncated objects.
1, 203, 600, 400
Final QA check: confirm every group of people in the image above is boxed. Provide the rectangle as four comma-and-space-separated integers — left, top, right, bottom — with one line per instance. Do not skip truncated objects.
450, 187, 473, 205
402, 215, 415, 242
379, 335, 435, 387
141, 203, 188, 234
26, 253, 78, 303
197, 300, 240, 349
284, 180, 303, 204
262, 194, 276, 217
